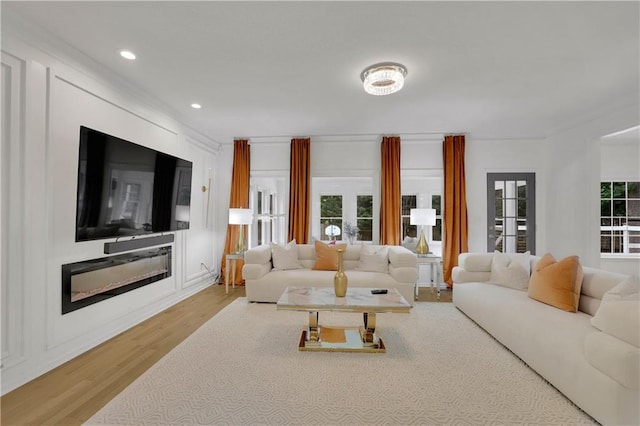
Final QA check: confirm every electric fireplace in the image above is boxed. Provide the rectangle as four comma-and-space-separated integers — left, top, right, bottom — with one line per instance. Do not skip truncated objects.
62, 246, 171, 314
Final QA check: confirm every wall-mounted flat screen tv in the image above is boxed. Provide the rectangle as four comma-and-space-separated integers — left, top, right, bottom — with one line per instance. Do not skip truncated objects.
75, 126, 192, 242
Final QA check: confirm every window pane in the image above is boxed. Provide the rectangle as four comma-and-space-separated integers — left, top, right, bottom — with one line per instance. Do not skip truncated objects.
601, 217, 611, 226
433, 218, 442, 241
401, 195, 416, 216
357, 195, 373, 218
613, 200, 626, 216
600, 235, 612, 253
601, 182, 611, 199
601, 200, 611, 217
612, 232, 624, 253
432, 195, 442, 216
517, 182, 527, 199
628, 182, 640, 198
257, 191, 263, 214
402, 217, 416, 239
613, 182, 626, 198
357, 219, 372, 241
518, 198, 527, 218
320, 195, 342, 217
517, 235, 528, 253
628, 200, 640, 217
495, 198, 503, 217
320, 218, 342, 241
257, 219, 263, 244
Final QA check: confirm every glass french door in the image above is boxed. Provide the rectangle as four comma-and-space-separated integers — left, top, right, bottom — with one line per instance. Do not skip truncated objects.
487, 173, 536, 254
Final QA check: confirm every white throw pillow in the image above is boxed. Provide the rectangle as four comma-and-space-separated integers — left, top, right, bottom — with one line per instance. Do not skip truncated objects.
488, 251, 530, 290
270, 240, 303, 271
357, 245, 389, 273
506, 250, 531, 275
591, 275, 640, 347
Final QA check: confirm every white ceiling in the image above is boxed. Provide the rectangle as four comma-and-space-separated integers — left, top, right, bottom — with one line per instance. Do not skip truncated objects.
3, 1, 639, 144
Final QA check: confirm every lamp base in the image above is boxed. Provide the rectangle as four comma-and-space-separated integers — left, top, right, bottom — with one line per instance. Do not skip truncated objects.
415, 229, 429, 256
235, 225, 246, 253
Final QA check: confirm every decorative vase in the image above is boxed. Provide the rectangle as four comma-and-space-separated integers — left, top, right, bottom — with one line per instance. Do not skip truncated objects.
334, 248, 348, 297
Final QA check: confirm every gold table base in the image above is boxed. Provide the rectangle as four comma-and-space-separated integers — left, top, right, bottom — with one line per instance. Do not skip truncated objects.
297, 311, 386, 353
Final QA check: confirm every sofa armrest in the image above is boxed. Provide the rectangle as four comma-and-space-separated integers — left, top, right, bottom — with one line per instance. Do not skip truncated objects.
452, 266, 491, 283
388, 246, 417, 268
244, 244, 272, 265
458, 252, 493, 272
243, 263, 272, 281
242, 245, 272, 281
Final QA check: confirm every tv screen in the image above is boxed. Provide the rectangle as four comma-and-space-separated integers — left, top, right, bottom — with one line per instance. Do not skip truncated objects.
75, 126, 192, 242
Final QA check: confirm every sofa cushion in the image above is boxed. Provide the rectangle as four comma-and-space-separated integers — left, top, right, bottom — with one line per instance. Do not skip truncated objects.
458, 252, 493, 272
488, 251, 530, 290
312, 241, 347, 271
270, 240, 303, 270
579, 267, 629, 316
357, 245, 389, 273
528, 253, 583, 312
584, 331, 640, 390
591, 275, 640, 347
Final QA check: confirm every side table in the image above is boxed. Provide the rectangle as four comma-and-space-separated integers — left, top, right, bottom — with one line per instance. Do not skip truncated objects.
415, 254, 443, 300
225, 252, 244, 294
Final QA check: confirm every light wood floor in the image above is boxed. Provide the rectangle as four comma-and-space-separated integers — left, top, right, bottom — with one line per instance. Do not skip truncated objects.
0, 285, 450, 425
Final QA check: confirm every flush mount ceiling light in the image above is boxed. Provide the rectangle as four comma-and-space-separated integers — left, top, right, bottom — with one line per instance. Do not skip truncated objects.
360, 62, 408, 96
119, 50, 136, 60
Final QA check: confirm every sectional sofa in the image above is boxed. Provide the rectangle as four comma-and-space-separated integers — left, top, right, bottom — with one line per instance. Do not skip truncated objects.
242, 241, 418, 304
452, 252, 639, 426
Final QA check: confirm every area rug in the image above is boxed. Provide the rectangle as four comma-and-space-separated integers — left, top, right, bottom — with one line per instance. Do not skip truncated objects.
85, 299, 595, 425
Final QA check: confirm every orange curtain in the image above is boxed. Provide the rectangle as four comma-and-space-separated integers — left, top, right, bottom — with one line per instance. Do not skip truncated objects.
220, 139, 250, 286
288, 138, 311, 243
380, 136, 401, 245
443, 135, 468, 286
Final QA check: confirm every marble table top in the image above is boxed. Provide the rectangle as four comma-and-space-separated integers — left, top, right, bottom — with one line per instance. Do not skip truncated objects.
276, 287, 412, 313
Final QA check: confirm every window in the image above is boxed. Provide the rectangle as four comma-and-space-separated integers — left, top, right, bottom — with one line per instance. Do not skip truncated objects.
601, 181, 640, 254
402, 193, 443, 244
401, 195, 417, 238
432, 194, 442, 241
320, 195, 342, 241
250, 176, 287, 246
357, 195, 373, 241
257, 190, 264, 244
312, 177, 374, 242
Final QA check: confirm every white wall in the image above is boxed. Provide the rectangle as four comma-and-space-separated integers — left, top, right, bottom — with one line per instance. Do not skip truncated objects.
600, 136, 640, 275
1, 32, 222, 394
459, 137, 549, 254
545, 104, 640, 269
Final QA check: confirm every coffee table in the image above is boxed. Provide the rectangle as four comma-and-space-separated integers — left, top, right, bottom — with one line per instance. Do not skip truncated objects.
276, 287, 412, 353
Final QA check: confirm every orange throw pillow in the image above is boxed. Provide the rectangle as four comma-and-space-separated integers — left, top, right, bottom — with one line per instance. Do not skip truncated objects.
528, 253, 584, 312
312, 241, 347, 271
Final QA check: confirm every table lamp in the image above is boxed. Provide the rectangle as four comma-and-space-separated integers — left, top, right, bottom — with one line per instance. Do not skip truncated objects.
229, 208, 253, 253
410, 208, 436, 256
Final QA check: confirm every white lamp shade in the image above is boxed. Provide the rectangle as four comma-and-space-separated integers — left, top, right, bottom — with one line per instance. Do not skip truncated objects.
228, 208, 253, 225
410, 208, 436, 226
325, 225, 341, 236
175, 205, 190, 222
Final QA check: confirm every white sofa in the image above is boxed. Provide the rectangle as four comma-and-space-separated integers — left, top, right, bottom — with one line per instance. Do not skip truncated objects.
242, 243, 417, 304
452, 252, 639, 426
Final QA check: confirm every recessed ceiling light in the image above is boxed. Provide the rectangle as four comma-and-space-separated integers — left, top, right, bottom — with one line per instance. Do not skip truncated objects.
191, 103, 202, 109
119, 50, 136, 60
